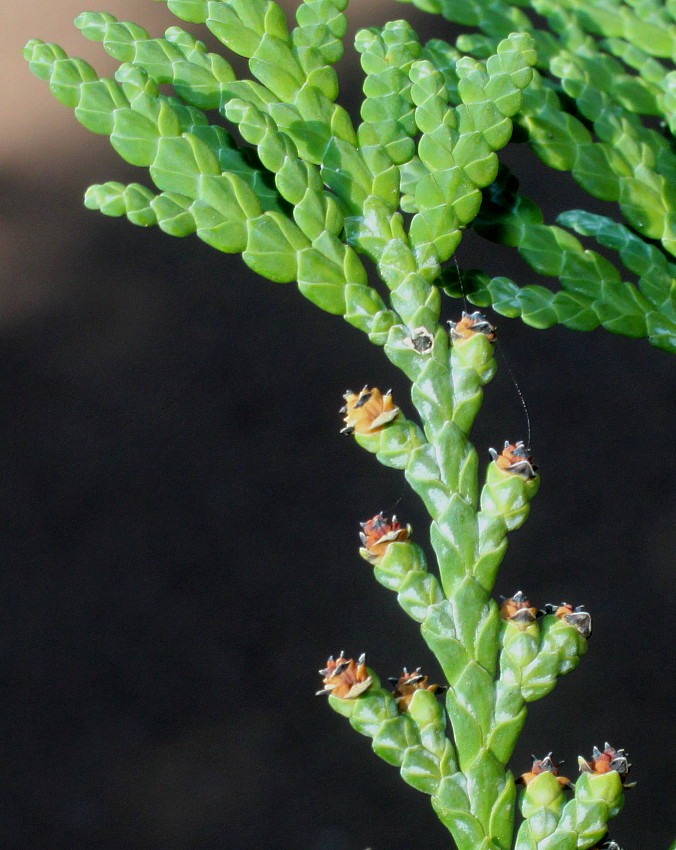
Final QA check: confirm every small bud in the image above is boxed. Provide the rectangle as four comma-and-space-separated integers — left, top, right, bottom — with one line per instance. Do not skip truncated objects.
449, 311, 497, 343
544, 602, 592, 638
402, 326, 435, 354
518, 753, 571, 789
578, 743, 633, 786
340, 387, 399, 435
388, 667, 446, 712
316, 652, 373, 699
489, 441, 537, 480
500, 590, 539, 626
359, 512, 411, 563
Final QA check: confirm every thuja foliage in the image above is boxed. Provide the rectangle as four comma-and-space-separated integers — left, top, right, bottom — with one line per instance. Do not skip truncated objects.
24, 0, 676, 353
396, 0, 676, 353
23, 0, 656, 847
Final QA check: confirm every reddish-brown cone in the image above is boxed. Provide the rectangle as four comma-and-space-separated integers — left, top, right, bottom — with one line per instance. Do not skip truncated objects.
316, 652, 373, 700
489, 441, 537, 479
578, 743, 634, 786
388, 667, 446, 712
544, 602, 592, 638
500, 590, 539, 626
359, 512, 410, 563
340, 387, 399, 435
448, 311, 497, 343
517, 753, 571, 788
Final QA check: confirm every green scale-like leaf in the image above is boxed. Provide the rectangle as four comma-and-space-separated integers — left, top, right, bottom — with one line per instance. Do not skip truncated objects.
527, 1, 663, 116
24, 43, 265, 237
355, 21, 420, 167
292, 0, 348, 71
448, 164, 676, 349
397, 0, 532, 40
601, 36, 669, 93
75, 12, 236, 110
514, 770, 568, 849
539, 771, 626, 850
326, 679, 476, 838
408, 33, 536, 265
30, 17, 424, 332
370, 540, 445, 619
396, 0, 676, 351
551, 50, 676, 253
497, 614, 588, 706
155, 0, 378, 221
557, 0, 675, 59
564, 212, 676, 351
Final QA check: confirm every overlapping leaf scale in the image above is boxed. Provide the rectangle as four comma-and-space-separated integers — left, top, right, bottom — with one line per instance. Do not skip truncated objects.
330, 682, 502, 850
522, 617, 588, 700
75, 11, 236, 110
62, 13, 405, 338
449, 332, 497, 437
500, 5, 674, 189
408, 335, 530, 847
441, 2, 676, 248
395, 37, 463, 212
396, 0, 531, 40
355, 21, 420, 169
26, 41, 361, 317
155, 1, 440, 331
423, 616, 516, 850
222, 97, 357, 312
380, 334, 504, 796
498, 614, 588, 708
352, 415, 431, 479
558, 209, 676, 317
397, 0, 676, 337
371, 540, 445, 622
328, 677, 457, 791
363, 540, 510, 838
551, 51, 676, 253
490, 615, 588, 788
368, 542, 503, 800
420, 38, 462, 102
599, 37, 668, 100
446, 267, 676, 354
350, 21, 443, 322
292, 0, 348, 71
534, 5, 661, 116
412, 335, 496, 583
407, 59, 467, 262
290, 0, 347, 99
524, 771, 626, 850
463, 167, 670, 343
154, 0, 367, 206
513, 770, 568, 849
23, 43, 259, 236
348, 203, 443, 330
84, 181, 197, 235
408, 33, 536, 269
385, 324, 457, 448
557, 0, 675, 59
72, 12, 284, 212
662, 71, 676, 135
475, 460, 539, 593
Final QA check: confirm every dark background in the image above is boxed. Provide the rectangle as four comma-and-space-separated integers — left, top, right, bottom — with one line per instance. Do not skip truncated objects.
2, 1, 675, 848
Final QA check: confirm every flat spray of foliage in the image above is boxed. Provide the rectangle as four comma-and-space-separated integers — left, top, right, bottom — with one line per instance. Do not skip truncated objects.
24, 0, 672, 847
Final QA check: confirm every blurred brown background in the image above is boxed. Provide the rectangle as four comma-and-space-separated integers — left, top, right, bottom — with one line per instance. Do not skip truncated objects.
1, 2, 675, 848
